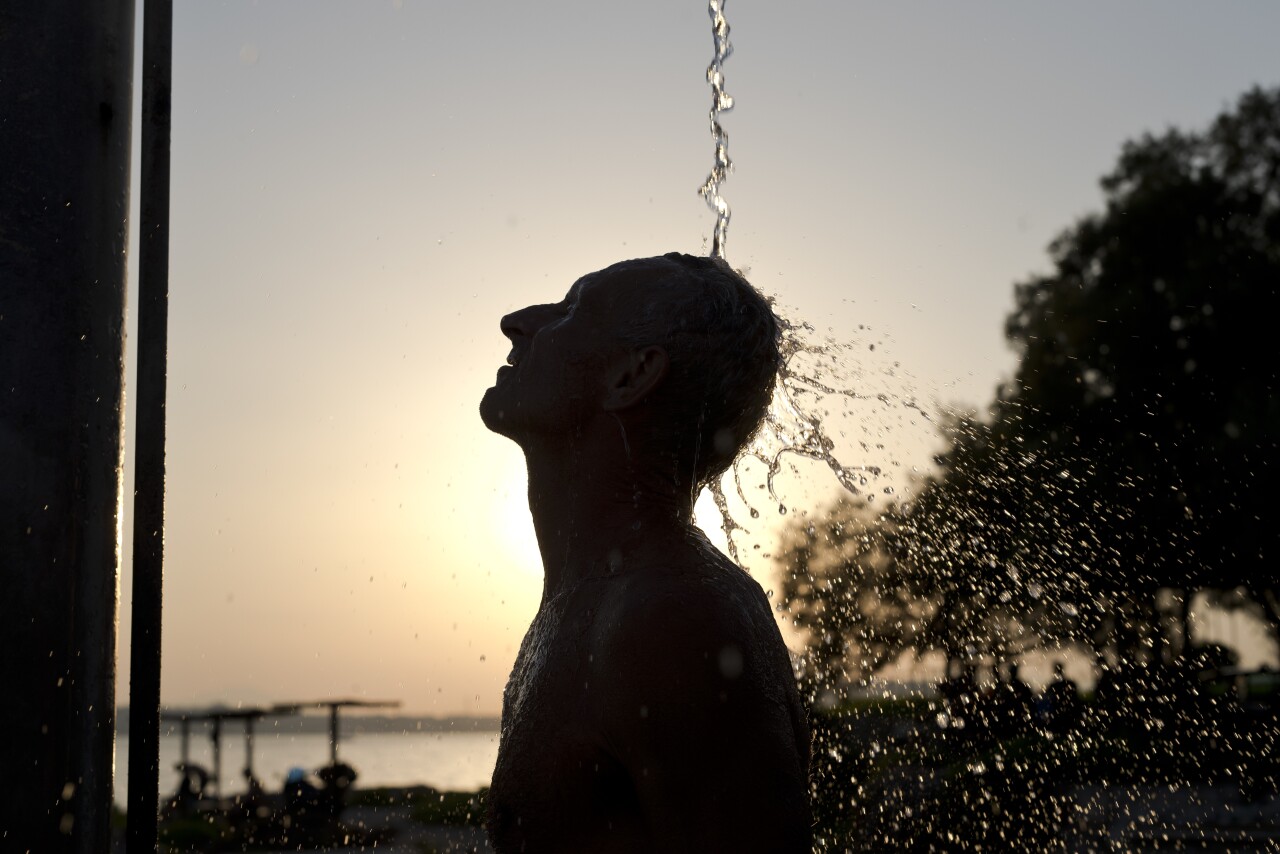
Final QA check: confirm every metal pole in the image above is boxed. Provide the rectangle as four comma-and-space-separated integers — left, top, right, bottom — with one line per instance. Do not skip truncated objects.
245, 717, 257, 780
330, 705, 340, 765
125, 0, 172, 850
0, 2, 134, 852
211, 719, 223, 798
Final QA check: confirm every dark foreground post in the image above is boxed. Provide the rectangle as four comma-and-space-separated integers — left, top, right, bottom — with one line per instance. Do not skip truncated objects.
0, 2, 135, 852
126, 0, 174, 850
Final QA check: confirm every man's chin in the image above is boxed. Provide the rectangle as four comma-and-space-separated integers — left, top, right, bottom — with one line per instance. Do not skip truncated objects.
479, 387, 517, 437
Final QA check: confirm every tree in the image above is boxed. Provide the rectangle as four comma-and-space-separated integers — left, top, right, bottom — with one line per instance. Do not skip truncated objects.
999, 86, 1280, 648
777, 87, 1280, 851
905, 415, 1106, 660
778, 88, 1280, 690
777, 475, 1047, 697
777, 501, 918, 698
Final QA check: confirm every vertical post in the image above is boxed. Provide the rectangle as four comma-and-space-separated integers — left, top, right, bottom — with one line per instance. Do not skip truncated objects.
244, 717, 255, 780
210, 719, 223, 798
330, 705, 340, 766
126, 0, 173, 850
0, 2, 134, 852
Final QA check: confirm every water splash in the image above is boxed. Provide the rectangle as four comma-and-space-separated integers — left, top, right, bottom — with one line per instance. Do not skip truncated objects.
708, 310, 933, 563
698, 0, 734, 260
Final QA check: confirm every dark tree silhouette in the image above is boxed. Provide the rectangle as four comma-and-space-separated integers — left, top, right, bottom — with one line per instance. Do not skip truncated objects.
999, 85, 1280, 651
779, 87, 1280, 689
778, 87, 1280, 852
778, 484, 1047, 695
905, 415, 1104, 660
778, 501, 922, 696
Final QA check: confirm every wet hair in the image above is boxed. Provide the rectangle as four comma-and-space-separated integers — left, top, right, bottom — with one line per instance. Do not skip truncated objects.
621, 252, 783, 488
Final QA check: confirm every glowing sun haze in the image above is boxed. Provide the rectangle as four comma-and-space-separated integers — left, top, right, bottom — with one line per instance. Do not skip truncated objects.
115, 1, 1280, 715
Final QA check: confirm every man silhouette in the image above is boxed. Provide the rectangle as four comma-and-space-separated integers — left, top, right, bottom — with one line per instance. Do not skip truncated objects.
480, 254, 812, 852
1041, 661, 1082, 733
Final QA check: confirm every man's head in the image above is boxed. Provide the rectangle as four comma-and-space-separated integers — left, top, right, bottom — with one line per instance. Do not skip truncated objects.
480, 253, 782, 488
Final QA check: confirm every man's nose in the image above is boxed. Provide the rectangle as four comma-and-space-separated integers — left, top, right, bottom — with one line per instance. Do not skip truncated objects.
500, 304, 552, 340
499, 308, 528, 341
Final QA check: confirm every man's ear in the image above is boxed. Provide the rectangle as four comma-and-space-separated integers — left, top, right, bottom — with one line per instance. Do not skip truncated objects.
603, 346, 669, 411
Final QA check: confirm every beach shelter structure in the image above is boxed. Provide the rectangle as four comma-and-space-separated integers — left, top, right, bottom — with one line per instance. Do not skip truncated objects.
273, 698, 401, 766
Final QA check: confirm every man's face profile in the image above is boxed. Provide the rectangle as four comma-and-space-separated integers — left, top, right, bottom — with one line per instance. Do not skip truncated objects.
479, 260, 670, 443
478, 255, 810, 852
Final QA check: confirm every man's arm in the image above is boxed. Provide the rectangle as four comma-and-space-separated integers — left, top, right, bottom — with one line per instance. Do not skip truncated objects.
597, 588, 812, 852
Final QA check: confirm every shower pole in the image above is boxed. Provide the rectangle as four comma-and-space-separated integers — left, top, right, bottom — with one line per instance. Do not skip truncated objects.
0, 3, 134, 851
126, 0, 173, 850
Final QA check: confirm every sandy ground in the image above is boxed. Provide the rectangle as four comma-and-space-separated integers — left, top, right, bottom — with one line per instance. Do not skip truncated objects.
116, 784, 1280, 851
327, 805, 491, 854
110, 801, 492, 853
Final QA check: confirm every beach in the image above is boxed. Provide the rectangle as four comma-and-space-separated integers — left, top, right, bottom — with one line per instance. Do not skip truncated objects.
115, 730, 498, 808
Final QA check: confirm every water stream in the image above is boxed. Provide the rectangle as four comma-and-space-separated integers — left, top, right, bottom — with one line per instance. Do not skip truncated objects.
693, 1, 930, 555
699, 0, 734, 260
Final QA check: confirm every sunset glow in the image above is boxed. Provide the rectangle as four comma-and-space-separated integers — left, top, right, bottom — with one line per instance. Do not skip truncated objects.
113, 1, 1280, 717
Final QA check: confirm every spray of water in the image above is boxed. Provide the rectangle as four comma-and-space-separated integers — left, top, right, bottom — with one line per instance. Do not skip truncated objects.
699, 0, 734, 260
708, 310, 934, 565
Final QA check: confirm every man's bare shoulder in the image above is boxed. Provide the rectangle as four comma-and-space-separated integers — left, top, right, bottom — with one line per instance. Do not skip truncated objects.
581, 541, 800, 728
588, 544, 774, 660
578, 538, 814, 851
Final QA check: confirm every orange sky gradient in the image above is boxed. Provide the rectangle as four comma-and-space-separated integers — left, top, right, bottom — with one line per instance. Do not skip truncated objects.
116, 1, 1280, 715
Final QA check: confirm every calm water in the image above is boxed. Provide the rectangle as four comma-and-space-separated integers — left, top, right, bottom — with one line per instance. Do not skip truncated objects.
114, 730, 499, 807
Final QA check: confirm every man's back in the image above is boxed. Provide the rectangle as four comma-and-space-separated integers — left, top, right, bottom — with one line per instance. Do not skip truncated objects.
487, 532, 811, 852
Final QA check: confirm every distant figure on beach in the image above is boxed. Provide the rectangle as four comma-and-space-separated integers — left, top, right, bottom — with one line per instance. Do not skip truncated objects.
479, 254, 812, 851
283, 766, 320, 817
984, 662, 1033, 736
165, 762, 210, 816
1041, 661, 1082, 732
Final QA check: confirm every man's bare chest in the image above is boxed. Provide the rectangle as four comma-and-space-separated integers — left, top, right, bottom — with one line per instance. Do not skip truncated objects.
488, 597, 641, 847
504, 599, 587, 713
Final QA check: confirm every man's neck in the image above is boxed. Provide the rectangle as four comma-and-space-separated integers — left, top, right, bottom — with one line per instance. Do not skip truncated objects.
521, 430, 694, 596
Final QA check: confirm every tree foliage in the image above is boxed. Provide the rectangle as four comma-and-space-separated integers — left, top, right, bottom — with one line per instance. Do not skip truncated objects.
779, 87, 1280, 686
1002, 86, 1280, 600
998, 85, 1280, 643
778, 501, 924, 695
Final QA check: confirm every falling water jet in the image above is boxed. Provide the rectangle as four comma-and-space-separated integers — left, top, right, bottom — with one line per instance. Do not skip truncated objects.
690, 7, 933, 564
699, 0, 734, 260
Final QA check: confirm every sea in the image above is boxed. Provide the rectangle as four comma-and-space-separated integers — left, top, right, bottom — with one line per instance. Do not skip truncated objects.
113, 730, 499, 808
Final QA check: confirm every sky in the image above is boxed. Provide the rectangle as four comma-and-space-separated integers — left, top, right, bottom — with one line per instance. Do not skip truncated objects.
116, 1, 1280, 716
